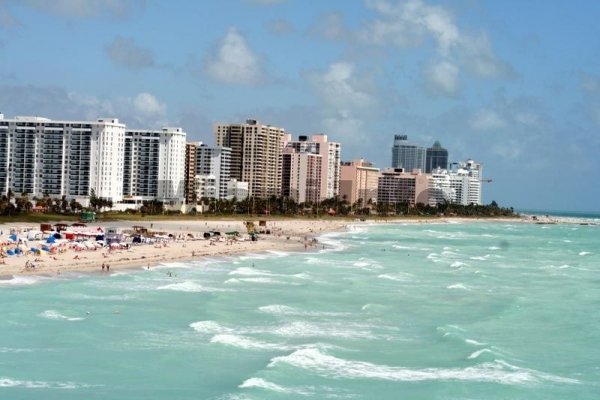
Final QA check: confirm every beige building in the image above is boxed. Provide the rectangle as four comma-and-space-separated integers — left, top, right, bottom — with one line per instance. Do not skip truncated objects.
340, 159, 380, 205
377, 168, 430, 206
283, 133, 341, 200
215, 119, 284, 198
281, 147, 322, 203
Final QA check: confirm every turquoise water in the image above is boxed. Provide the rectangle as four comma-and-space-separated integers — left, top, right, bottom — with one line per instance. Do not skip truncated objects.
1, 221, 599, 399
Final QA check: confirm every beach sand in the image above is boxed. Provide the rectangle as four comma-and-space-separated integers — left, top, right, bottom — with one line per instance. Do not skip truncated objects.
0, 219, 348, 278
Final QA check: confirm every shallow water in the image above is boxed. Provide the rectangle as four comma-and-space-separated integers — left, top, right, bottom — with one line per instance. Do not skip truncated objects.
1, 222, 599, 399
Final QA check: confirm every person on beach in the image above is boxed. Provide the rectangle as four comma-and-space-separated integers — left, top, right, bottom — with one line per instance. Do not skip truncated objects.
106, 264, 110, 271
102, 263, 105, 271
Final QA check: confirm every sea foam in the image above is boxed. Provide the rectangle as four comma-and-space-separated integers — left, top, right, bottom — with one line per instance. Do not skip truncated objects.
268, 348, 579, 385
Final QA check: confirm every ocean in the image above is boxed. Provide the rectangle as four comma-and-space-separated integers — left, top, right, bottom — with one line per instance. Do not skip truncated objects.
1, 221, 599, 399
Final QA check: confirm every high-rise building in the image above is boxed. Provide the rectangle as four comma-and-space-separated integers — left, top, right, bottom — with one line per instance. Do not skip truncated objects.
195, 143, 231, 200
428, 159, 482, 206
281, 147, 322, 203
122, 127, 186, 206
215, 119, 284, 198
283, 133, 341, 200
0, 115, 125, 204
377, 168, 430, 206
391, 135, 426, 171
425, 141, 448, 173
184, 143, 198, 204
339, 159, 380, 205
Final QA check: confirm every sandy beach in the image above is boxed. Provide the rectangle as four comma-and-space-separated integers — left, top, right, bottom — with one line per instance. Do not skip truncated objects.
0, 219, 349, 278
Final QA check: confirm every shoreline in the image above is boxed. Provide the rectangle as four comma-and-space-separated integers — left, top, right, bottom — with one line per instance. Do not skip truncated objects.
1, 214, 588, 283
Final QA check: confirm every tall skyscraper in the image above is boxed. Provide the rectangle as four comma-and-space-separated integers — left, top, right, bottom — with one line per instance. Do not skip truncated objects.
122, 127, 186, 205
391, 135, 426, 171
425, 141, 448, 173
0, 115, 125, 204
282, 133, 341, 200
214, 119, 284, 198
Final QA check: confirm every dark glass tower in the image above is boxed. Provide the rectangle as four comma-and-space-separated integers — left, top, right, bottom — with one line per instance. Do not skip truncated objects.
425, 141, 448, 173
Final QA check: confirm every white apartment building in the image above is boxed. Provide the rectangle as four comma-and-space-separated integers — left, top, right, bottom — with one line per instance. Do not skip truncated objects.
226, 179, 249, 200
215, 119, 284, 198
122, 127, 186, 207
194, 175, 218, 200
283, 133, 341, 200
195, 143, 231, 200
0, 115, 125, 205
429, 160, 482, 206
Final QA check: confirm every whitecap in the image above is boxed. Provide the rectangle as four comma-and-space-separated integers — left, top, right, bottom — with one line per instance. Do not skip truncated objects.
258, 304, 346, 317
211, 334, 294, 351
469, 255, 490, 261
467, 348, 496, 359
0, 276, 47, 286
157, 281, 230, 293
189, 320, 234, 334
272, 321, 384, 340
465, 339, 486, 346
239, 377, 312, 395
0, 377, 94, 389
579, 251, 591, 256
268, 348, 578, 385
377, 273, 412, 282
450, 261, 467, 268
447, 283, 470, 291
38, 310, 84, 321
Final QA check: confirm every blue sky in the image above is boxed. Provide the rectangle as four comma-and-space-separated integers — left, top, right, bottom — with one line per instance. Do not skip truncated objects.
1, 0, 599, 212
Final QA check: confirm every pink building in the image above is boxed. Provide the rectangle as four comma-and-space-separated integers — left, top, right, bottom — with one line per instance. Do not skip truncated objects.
339, 159, 380, 206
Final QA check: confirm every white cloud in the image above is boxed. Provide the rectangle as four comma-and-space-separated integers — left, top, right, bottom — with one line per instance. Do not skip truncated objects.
425, 61, 459, 96
460, 33, 514, 78
307, 62, 374, 110
361, 0, 459, 53
105, 36, 154, 69
0, 85, 167, 128
205, 28, 263, 85
469, 109, 506, 131
132, 92, 166, 116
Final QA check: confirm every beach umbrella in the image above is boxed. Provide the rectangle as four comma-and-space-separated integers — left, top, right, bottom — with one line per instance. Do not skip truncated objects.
9, 234, 17, 242
46, 236, 56, 244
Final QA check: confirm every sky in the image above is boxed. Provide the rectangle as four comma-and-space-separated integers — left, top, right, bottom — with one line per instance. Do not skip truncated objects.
1, 0, 599, 212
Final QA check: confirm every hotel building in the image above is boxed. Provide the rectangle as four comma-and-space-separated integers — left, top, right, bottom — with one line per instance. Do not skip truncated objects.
122, 127, 186, 206
215, 119, 284, 198
185, 142, 232, 200
281, 147, 322, 203
428, 159, 482, 206
283, 134, 341, 200
0, 115, 125, 204
377, 168, 430, 206
339, 159, 380, 205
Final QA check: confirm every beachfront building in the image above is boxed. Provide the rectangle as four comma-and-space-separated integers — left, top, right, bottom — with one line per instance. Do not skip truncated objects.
339, 159, 380, 206
391, 134, 426, 171
428, 160, 483, 206
0, 114, 125, 205
122, 128, 186, 208
281, 147, 322, 203
425, 141, 448, 173
185, 142, 232, 201
184, 143, 198, 204
283, 134, 341, 200
214, 119, 285, 198
377, 168, 430, 206
226, 179, 249, 200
